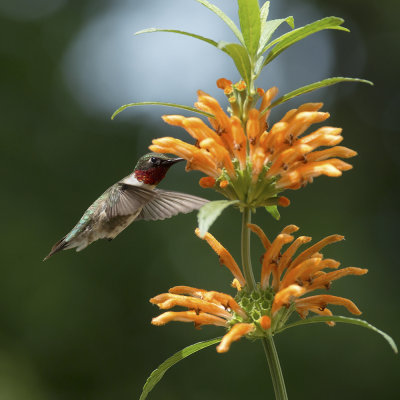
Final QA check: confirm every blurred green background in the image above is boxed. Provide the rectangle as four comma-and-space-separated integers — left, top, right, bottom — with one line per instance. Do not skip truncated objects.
1, 0, 399, 399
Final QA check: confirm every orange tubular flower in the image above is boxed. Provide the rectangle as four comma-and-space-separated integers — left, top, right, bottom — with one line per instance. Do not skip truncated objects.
150, 225, 367, 353
149, 79, 357, 211
249, 223, 368, 326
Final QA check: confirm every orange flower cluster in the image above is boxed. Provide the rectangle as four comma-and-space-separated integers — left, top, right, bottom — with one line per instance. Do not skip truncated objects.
150, 225, 367, 352
151, 286, 252, 353
149, 79, 357, 199
247, 223, 367, 322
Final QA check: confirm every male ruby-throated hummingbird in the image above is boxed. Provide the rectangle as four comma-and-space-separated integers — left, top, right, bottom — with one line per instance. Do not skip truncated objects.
44, 153, 208, 260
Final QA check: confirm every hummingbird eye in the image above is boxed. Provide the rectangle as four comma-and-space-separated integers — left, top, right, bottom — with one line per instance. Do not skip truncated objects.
150, 157, 161, 166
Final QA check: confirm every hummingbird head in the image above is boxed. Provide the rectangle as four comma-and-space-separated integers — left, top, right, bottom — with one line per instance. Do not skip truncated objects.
133, 152, 184, 185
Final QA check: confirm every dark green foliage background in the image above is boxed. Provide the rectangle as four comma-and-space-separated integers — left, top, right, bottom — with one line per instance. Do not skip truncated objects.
1, 0, 399, 399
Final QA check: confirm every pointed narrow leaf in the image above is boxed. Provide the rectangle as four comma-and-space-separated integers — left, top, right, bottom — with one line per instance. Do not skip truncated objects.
265, 205, 280, 220
238, 0, 261, 58
258, 17, 294, 56
139, 337, 222, 400
263, 17, 349, 67
260, 77, 373, 115
195, 0, 244, 45
135, 28, 219, 48
260, 1, 270, 24
198, 200, 239, 237
276, 315, 397, 354
218, 42, 252, 85
111, 102, 214, 120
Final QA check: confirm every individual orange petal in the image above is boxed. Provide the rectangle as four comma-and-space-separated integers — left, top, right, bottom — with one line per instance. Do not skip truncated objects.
259, 315, 271, 330
230, 116, 247, 169
182, 117, 225, 146
270, 111, 330, 159
276, 162, 343, 189
150, 137, 197, 159
150, 137, 220, 177
295, 295, 362, 315
280, 109, 298, 123
150, 293, 232, 319
305, 146, 357, 162
328, 158, 353, 171
259, 87, 279, 131
168, 287, 245, 317
306, 267, 368, 292
246, 109, 261, 157
265, 226, 298, 289
199, 176, 216, 188
219, 180, 229, 188
161, 114, 186, 128
286, 258, 341, 289
216, 323, 254, 353
289, 235, 344, 270
247, 223, 272, 250
199, 138, 236, 177
194, 101, 219, 131
261, 233, 294, 289
195, 229, 246, 286
251, 147, 267, 181
196, 91, 234, 153
280, 257, 322, 289
202, 291, 247, 318
185, 151, 221, 177
168, 286, 207, 299
296, 305, 335, 326
260, 121, 289, 161
290, 111, 330, 140
296, 103, 324, 112
281, 225, 299, 235
266, 144, 313, 177
152, 311, 228, 327
299, 127, 343, 146
278, 236, 312, 276
271, 284, 305, 315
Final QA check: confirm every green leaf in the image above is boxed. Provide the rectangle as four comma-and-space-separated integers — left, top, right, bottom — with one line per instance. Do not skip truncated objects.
218, 42, 252, 86
260, 1, 270, 24
265, 205, 280, 221
277, 315, 398, 354
139, 338, 222, 400
260, 77, 373, 115
198, 200, 239, 237
263, 17, 349, 67
111, 102, 214, 120
135, 28, 219, 48
195, 0, 244, 46
258, 17, 294, 56
238, 0, 261, 58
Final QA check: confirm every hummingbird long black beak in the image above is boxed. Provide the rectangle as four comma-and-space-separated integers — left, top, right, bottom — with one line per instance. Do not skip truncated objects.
161, 157, 185, 166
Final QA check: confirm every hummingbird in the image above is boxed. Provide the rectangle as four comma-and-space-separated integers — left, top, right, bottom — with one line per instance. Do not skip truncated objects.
44, 153, 208, 260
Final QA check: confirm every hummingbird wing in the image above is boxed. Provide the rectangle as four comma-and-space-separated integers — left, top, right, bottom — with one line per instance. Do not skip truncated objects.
105, 184, 157, 218
135, 189, 209, 221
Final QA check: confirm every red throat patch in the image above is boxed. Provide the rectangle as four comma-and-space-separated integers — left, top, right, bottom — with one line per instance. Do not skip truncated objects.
134, 167, 169, 185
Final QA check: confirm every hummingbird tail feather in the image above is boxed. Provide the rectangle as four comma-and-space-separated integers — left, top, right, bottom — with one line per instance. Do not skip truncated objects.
43, 236, 68, 261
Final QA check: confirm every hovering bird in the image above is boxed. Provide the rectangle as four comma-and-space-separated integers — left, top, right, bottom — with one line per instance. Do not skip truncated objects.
44, 153, 208, 260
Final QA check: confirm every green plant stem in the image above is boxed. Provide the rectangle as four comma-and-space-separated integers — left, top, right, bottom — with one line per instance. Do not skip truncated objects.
241, 207, 256, 291
240, 207, 288, 400
261, 336, 288, 400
